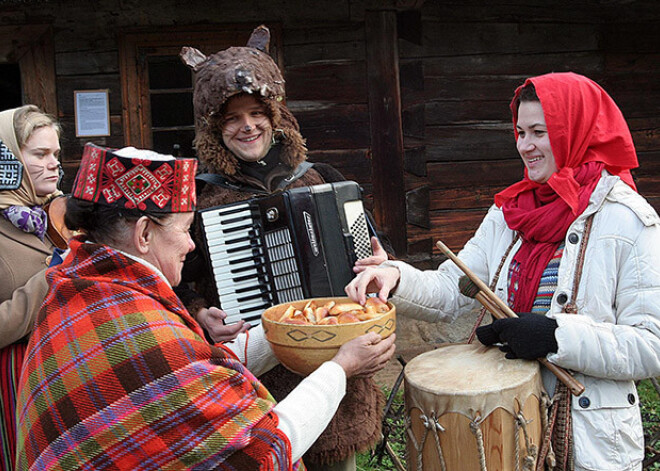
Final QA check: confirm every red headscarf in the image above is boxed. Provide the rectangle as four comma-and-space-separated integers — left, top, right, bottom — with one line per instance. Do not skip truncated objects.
494, 72, 638, 312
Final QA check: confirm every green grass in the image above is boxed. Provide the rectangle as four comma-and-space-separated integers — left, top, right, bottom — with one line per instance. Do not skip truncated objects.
355, 379, 660, 470
640, 378, 660, 470
357, 387, 407, 471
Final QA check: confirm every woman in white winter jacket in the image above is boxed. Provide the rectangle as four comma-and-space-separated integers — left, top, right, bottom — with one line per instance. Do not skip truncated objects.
346, 72, 660, 471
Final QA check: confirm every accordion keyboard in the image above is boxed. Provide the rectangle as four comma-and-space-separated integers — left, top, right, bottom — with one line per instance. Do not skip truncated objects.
201, 202, 273, 324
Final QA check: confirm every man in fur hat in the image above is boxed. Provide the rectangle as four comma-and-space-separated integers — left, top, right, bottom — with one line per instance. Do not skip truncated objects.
176, 26, 389, 471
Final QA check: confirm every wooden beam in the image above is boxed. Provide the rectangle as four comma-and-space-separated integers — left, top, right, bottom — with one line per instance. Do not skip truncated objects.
365, 10, 407, 255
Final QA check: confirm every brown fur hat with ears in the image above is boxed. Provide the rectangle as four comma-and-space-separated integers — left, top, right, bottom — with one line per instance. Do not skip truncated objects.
180, 25, 306, 176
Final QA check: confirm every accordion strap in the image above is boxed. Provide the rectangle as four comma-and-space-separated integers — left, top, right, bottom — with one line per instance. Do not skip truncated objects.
196, 162, 314, 194
275, 161, 313, 191
195, 172, 249, 192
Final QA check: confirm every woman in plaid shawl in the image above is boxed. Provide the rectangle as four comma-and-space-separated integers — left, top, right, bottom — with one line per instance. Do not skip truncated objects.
15, 144, 395, 471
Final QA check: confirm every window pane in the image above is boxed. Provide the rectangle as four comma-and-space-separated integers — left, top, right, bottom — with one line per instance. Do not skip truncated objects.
150, 92, 194, 127
148, 56, 192, 90
152, 129, 196, 158
0, 63, 22, 110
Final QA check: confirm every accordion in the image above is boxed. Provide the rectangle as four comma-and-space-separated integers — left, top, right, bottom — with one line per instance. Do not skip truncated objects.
199, 181, 373, 325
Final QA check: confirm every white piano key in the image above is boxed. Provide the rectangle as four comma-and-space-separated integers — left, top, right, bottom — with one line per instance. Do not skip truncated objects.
204, 219, 253, 235
214, 266, 261, 283
206, 235, 256, 250
203, 207, 252, 223
210, 255, 262, 270
212, 261, 259, 274
217, 278, 266, 296
224, 309, 264, 325
220, 296, 270, 311
202, 211, 250, 226
201, 203, 250, 221
208, 242, 260, 256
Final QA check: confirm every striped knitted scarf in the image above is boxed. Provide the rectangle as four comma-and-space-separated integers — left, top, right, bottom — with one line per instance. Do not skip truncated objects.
16, 237, 304, 471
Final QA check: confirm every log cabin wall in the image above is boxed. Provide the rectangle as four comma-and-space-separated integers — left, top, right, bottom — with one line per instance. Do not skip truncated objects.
401, 1, 660, 267
0, 0, 658, 267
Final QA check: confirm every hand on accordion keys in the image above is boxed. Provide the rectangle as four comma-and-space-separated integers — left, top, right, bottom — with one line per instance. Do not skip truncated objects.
475, 312, 559, 360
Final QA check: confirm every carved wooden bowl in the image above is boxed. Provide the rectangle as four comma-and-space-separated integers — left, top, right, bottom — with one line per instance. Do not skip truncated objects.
261, 297, 396, 376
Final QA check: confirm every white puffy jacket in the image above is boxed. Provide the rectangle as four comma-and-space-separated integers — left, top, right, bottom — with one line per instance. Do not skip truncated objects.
386, 173, 660, 471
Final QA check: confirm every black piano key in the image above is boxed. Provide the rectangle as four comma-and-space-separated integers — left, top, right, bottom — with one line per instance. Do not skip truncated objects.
220, 213, 253, 225
235, 281, 270, 293
237, 291, 271, 303
225, 232, 258, 245
229, 254, 263, 265
239, 303, 271, 315
225, 244, 253, 254
227, 244, 262, 254
237, 313, 265, 323
229, 258, 266, 274
216, 205, 252, 217
233, 270, 266, 283
222, 223, 254, 234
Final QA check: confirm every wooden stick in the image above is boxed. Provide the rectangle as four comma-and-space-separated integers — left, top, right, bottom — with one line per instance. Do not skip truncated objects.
437, 240, 585, 396
385, 441, 407, 471
474, 291, 507, 320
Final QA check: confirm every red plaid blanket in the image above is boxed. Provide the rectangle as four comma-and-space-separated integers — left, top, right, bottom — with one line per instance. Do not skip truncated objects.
16, 237, 303, 470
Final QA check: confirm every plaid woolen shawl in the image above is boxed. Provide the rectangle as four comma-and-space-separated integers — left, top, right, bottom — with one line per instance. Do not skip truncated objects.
16, 238, 303, 471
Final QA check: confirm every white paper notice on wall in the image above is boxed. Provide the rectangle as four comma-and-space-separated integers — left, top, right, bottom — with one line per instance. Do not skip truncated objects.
74, 89, 110, 137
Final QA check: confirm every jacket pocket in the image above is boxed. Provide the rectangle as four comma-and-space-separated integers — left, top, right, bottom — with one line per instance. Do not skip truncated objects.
571, 377, 643, 470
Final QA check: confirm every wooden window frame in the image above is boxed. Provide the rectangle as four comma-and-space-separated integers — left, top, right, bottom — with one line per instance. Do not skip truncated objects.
0, 24, 57, 116
118, 24, 283, 149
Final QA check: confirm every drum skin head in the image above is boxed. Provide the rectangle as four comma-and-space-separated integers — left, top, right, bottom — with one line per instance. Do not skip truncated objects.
404, 343, 543, 419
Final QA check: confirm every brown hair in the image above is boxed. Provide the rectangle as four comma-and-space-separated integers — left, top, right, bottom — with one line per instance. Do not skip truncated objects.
12, 105, 61, 149
519, 82, 539, 102
65, 198, 171, 246
513, 81, 541, 112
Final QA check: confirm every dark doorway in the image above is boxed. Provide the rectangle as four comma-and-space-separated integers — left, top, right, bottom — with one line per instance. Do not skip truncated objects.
0, 63, 22, 111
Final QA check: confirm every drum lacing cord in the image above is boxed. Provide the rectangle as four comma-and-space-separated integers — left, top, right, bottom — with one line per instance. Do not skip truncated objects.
406, 408, 448, 471
515, 412, 538, 471
537, 392, 557, 470
469, 414, 488, 471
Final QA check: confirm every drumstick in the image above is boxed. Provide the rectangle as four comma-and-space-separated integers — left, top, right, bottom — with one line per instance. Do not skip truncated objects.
437, 240, 585, 396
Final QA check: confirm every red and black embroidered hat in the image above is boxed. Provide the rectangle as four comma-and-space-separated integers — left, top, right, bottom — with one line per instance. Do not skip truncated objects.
72, 143, 197, 213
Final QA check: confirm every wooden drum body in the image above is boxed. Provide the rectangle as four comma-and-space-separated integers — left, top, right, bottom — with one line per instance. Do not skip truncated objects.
404, 343, 544, 471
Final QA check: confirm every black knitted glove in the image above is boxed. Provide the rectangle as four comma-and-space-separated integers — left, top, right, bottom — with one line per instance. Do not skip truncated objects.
476, 312, 558, 360
475, 320, 500, 346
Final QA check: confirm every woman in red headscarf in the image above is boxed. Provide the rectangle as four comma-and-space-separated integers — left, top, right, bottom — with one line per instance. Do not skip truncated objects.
347, 72, 659, 470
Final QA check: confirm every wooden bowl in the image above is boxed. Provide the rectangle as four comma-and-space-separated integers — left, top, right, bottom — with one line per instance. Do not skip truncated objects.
261, 297, 396, 376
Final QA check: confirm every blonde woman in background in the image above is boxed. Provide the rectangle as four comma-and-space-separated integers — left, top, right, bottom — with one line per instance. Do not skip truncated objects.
0, 105, 62, 471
